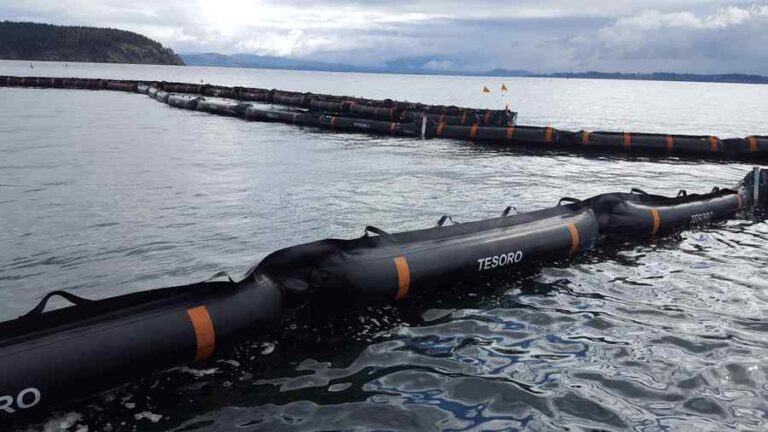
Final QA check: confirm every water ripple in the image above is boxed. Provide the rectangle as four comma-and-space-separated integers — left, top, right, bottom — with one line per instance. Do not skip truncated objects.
2, 63, 768, 431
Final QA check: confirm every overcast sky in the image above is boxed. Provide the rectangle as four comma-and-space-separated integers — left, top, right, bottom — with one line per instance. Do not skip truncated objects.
2, 0, 767, 73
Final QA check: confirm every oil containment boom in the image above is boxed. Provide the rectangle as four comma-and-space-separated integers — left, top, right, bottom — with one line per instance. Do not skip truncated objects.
0, 276, 283, 420
4, 75, 768, 160
0, 166, 766, 422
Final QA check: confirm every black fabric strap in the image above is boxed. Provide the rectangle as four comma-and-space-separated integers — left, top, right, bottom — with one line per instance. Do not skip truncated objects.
436, 215, 455, 227
558, 197, 582, 206
364, 225, 395, 242
501, 206, 517, 217
206, 271, 235, 283
23, 291, 93, 318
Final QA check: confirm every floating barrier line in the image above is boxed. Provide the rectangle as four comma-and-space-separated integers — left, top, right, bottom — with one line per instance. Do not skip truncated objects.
0, 75, 515, 126
1, 167, 767, 419
2, 75, 768, 160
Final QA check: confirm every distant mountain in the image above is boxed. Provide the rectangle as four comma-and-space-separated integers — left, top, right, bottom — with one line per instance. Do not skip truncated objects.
485, 68, 536, 77
541, 71, 768, 84
181, 52, 768, 84
180, 52, 534, 77
0, 21, 184, 65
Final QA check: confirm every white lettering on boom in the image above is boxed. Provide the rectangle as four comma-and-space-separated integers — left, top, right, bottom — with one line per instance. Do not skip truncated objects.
477, 251, 524, 272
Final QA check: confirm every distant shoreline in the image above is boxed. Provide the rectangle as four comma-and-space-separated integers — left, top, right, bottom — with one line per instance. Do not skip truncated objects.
4, 56, 766, 86
534, 71, 768, 85
179, 53, 768, 85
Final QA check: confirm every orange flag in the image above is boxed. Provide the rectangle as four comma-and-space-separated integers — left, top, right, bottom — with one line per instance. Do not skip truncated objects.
482, 85, 490, 93
501, 83, 508, 92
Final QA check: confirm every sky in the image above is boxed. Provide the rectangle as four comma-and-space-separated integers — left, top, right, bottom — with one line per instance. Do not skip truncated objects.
2, 0, 768, 74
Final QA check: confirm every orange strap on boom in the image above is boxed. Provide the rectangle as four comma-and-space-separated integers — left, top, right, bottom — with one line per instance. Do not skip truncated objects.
747, 136, 758, 153
623, 132, 632, 149
567, 224, 580, 256
665, 136, 675, 151
545, 127, 554, 144
187, 306, 215, 361
394, 256, 410, 300
650, 209, 661, 237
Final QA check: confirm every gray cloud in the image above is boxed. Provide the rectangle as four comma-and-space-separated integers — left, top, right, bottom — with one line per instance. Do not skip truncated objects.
570, 6, 768, 73
1, 0, 767, 73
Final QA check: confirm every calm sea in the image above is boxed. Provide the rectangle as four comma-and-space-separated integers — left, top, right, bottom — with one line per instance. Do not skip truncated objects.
1, 60, 767, 431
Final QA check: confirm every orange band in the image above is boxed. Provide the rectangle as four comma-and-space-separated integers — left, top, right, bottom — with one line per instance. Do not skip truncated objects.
440, 113, 446, 124
582, 131, 590, 145
747, 136, 758, 153
650, 208, 661, 237
666, 136, 674, 151
436, 122, 446, 137
187, 306, 215, 361
506, 126, 515, 140
709, 136, 719, 152
623, 132, 632, 149
394, 256, 410, 300
567, 223, 580, 255
470, 124, 479, 139
389, 122, 397, 134
546, 127, 554, 143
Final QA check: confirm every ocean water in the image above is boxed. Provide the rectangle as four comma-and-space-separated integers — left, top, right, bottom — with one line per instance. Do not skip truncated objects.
1, 60, 767, 431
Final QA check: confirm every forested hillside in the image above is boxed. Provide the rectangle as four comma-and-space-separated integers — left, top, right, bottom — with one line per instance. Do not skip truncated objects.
0, 21, 184, 65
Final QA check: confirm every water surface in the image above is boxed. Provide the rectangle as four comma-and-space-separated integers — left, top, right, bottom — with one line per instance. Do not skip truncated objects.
1, 60, 767, 431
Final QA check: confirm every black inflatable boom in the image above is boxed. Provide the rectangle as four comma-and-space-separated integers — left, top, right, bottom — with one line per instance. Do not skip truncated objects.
252, 171, 759, 313
1, 168, 767, 421
0, 276, 282, 420
5, 75, 768, 159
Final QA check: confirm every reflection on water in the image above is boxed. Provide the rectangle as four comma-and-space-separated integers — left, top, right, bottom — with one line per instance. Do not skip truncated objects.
1, 61, 767, 431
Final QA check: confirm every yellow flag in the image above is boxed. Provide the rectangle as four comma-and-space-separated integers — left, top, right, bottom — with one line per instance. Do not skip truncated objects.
482, 85, 490, 93
501, 83, 508, 92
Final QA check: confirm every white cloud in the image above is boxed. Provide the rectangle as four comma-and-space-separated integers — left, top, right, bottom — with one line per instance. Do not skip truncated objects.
577, 5, 768, 73
602, 5, 766, 34
231, 29, 344, 57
